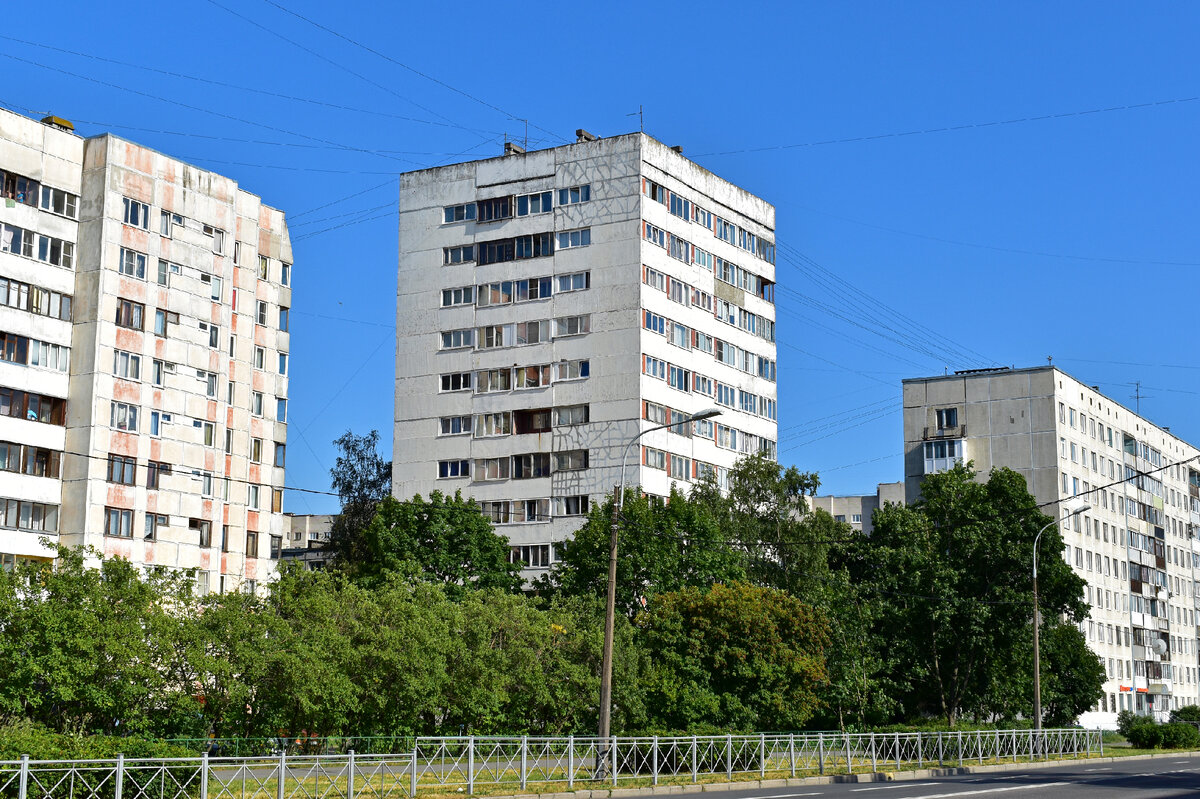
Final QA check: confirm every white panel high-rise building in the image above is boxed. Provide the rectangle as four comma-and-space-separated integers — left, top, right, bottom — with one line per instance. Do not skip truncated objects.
395, 133, 778, 573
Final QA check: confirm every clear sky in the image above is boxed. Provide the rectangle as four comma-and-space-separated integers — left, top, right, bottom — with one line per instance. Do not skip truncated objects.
6, 2, 1198, 513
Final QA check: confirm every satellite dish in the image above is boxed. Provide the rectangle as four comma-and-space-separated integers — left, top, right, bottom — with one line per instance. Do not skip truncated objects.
1152, 638, 1168, 656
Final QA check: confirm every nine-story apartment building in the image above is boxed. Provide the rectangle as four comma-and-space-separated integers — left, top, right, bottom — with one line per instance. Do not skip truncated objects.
395, 132, 778, 573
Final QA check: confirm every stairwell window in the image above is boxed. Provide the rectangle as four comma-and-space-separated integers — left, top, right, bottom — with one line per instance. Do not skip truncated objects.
936, 407, 958, 429
558, 185, 590, 205
517, 191, 552, 216
122, 198, 150, 229
119, 248, 147, 279
556, 228, 590, 249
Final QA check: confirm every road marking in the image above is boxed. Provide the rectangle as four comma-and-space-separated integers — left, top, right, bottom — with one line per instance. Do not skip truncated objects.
1175, 760, 1191, 764
852, 785, 936, 792
897, 784, 1069, 799
744, 793, 823, 798
1083, 767, 1111, 771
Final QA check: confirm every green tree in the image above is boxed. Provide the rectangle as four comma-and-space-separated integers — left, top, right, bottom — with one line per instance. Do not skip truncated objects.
855, 464, 1090, 725
350, 492, 522, 594
1039, 619, 1105, 727
329, 429, 393, 566
636, 582, 829, 732
540, 488, 746, 614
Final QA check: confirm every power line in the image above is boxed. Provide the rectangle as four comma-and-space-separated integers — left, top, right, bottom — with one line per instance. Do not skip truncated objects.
695, 95, 1200, 157
1036, 453, 1200, 511
256, 0, 569, 147
290, 180, 396, 220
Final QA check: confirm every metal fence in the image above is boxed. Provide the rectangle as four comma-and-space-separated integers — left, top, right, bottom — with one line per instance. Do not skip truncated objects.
0, 729, 1103, 799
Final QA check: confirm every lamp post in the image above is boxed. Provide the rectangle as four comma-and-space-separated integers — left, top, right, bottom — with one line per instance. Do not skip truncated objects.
1033, 497, 1090, 731
597, 407, 722, 763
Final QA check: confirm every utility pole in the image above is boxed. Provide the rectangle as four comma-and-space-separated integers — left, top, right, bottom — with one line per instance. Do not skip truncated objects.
596, 483, 621, 776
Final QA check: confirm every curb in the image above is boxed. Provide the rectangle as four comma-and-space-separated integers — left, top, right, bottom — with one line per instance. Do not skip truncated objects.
471, 749, 1200, 798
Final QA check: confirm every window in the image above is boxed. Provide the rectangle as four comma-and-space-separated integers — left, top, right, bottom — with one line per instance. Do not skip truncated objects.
554, 450, 588, 472
149, 410, 171, 436
225, 429, 233, 454
441, 328, 475, 349
0, 390, 64, 425
668, 365, 691, 392
27, 340, 69, 372
258, 255, 269, 280
281, 262, 291, 286
110, 402, 139, 432
251, 438, 263, 463
476, 196, 512, 222
440, 372, 471, 392
644, 447, 666, 470
247, 485, 261, 510
556, 271, 590, 293
515, 233, 554, 259
39, 185, 78, 219
160, 210, 182, 236
514, 364, 550, 389
156, 259, 179, 286
246, 531, 259, 558
270, 535, 283, 559
254, 346, 265, 369
513, 408, 551, 434
118, 248, 147, 280
256, 301, 268, 325
153, 309, 178, 337
0, 277, 72, 321
478, 239, 515, 265
923, 439, 964, 473
474, 412, 511, 437
444, 245, 477, 265
474, 457, 510, 482
144, 514, 167, 541
554, 315, 590, 337
104, 507, 133, 538
516, 320, 549, 345
276, 397, 287, 421
558, 184, 590, 205
201, 274, 223, 301
147, 461, 171, 490
202, 225, 225, 254
196, 369, 217, 398
273, 443, 286, 467
510, 544, 552, 566
476, 368, 513, 393
272, 488, 284, 513
669, 454, 690, 481
516, 277, 552, 302
936, 408, 958, 429
438, 459, 469, 478
513, 453, 551, 479
122, 198, 150, 229
112, 350, 141, 380
251, 391, 264, 416
554, 495, 589, 517
554, 359, 589, 381
442, 286, 475, 306
443, 203, 477, 223
192, 419, 216, 446
107, 454, 136, 485
554, 404, 589, 426
556, 228, 591, 249
517, 190, 553, 216
440, 415, 471, 436
115, 298, 145, 330
278, 353, 288, 375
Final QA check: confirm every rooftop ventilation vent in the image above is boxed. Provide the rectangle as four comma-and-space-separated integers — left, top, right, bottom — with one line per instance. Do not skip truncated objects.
503, 141, 525, 156
40, 115, 74, 132
575, 129, 597, 143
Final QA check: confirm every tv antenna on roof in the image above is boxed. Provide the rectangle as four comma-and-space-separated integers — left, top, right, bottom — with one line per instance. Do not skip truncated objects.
627, 105, 643, 133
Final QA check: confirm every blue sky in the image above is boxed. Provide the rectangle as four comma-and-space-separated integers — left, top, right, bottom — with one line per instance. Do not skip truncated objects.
6, 2, 1198, 513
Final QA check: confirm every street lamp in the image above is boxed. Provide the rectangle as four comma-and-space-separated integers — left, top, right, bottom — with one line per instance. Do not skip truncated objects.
1032, 496, 1090, 731
596, 408, 722, 756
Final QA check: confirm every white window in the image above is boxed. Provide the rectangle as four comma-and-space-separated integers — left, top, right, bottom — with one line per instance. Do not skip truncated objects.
516, 190, 552, 216
440, 328, 475, 349
554, 450, 588, 472
553, 359, 589, 381
473, 457, 510, 482
442, 286, 475, 306
160, 210, 182, 236
554, 315, 590, 337
474, 412, 511, 437
644, 447, 666, 470
438, 459, 469, 478
516, 320, 549, 345
439, 415, 471, 436
119, 248, 147, 279
442, 203, 476, 223
923, 439, 964, 474
122, 198, 150, 229
558, 185, 590, 205
556, 228, 591, 249
110, 402, 138, 431
156, 259, 180, 286
936, 407, 958, 429
514, 365, 550, 389
556, 271, 590, 293
254, 347, 265, 369
39, 185, 77, 219
278, 353, 288, 375
553, 495, 589, 517
196, 369, 218, 398
440, 372, 472, 392
248, 484, 261, 510
443, 245, 475, 265
554, 404, 589, 426
251, 391, 264, 416
112, 350, 141, 380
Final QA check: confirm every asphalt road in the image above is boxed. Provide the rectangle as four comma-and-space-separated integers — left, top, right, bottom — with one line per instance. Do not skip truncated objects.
673, 755, 1200, 799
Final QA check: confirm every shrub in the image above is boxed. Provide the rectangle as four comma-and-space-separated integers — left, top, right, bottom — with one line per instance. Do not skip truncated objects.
1159, 722, 1200, 750
0, 719, 194, 760
1123, 719, 1163, 749
1171, 705, 1200, 724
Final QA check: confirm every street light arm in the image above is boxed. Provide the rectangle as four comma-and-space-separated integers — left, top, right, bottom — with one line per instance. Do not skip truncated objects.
617, 420, 678, 511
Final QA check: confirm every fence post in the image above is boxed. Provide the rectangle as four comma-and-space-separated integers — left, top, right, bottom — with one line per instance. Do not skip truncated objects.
611, 736, 617, 788
977, 731, 983, 764
691, 736, 698, 783
789, 733, 796, 778
652, 736, 659, 786
347, 750, 355, 799
1012, 731, 1017, 763
115, 754, 125, 799
817, 733, 824, 776
18, 754, 28, 799
567, 735, 574, 790
278, 750, 287, 799
1098, 730, 1104, 758
200, 752, 208, 799
895, 733, 901, 771
726, 734, 733, 781
410, 749, 417, 798
467, 738, 475, 795
917, 733, 923, 769
520, 736, 528, 791
1085, 730, 1091, 759
937, 731, 943, 767
870, 733, 876, 773
957, 732, 963, 768
759, 734, 766, 779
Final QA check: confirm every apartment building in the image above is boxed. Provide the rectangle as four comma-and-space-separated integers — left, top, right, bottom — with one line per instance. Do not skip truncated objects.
903, 366, 1200, 725
811, 481, 904, 535
395, 132, 778, 572
0, 108, 291, 591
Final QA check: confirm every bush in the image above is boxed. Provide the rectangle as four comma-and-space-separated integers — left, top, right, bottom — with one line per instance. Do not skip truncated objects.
0, 719, 194, 760
1171, 705, 1200, 724
1123, 719, 1163, 749
1159, 722, 1200, 750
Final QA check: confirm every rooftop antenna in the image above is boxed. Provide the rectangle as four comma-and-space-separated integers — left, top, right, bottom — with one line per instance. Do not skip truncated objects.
1131, 381, 1151, 415
521, 119, 528, 150
1047, 355, 1053, 366
627, 105, 643, 132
